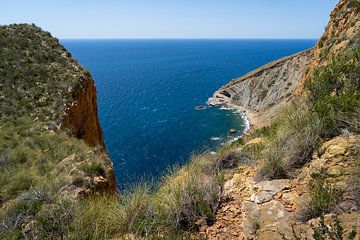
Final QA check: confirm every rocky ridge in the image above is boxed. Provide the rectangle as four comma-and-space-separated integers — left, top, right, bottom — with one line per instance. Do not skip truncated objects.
208, 49, 313, 127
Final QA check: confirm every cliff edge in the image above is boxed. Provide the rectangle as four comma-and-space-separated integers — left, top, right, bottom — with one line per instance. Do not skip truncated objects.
0, 24, 116, 213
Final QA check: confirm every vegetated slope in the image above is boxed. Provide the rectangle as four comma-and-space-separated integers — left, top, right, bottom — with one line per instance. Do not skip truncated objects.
1, 0, 360, 239
0, 24, 105, 147
0, 24, 116, 239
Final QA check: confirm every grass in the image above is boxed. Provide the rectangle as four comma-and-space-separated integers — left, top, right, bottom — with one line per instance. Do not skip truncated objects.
72, 152, 223, 239
0, 117, 114, 239
299, 178, 342, 222
1, 144, 227, 239
255, 102, 321, 180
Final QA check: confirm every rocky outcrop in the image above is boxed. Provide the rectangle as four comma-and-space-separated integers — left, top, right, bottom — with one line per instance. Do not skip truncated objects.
198, 135, 360, 239
208, 49, 313, 127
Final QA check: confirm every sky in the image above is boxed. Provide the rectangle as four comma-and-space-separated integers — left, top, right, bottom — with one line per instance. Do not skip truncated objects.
1, 0, 339, 39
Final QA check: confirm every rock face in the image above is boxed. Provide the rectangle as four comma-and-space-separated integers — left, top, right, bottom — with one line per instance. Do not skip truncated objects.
208, 49, 313, 127
61, 71, 106, 149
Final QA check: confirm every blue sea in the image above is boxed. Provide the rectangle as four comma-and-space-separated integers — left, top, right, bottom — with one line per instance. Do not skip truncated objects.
61, 39, 316, 189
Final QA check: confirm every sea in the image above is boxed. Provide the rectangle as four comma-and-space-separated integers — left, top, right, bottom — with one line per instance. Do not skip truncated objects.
61, 39, 316, 189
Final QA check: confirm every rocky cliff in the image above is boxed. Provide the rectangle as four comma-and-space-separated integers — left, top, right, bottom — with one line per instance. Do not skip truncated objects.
209, 0, 360, 127
0, 24, 116, 201
60, 71, 106, 149
208, 49, 313, 126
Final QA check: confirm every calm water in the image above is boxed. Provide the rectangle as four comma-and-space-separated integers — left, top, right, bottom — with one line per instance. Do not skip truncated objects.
61, 39, 315, 189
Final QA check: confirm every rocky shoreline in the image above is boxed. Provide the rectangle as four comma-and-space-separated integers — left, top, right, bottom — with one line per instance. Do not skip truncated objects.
208, 48, 314, 128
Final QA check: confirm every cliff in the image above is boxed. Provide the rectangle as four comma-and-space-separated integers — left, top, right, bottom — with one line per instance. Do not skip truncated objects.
60, 71, 106, 149
209, 0, 360, 127
0, 24, 116, 210
208, 49, 313, 127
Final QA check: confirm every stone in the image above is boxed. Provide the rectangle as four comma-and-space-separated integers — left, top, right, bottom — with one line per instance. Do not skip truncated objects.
327, 143, 348, 156
242, 201, 260, 238
258, 200, 290, 227
250, 179, 290, 204
327, 165, 344, 177
308, 160, 327, 178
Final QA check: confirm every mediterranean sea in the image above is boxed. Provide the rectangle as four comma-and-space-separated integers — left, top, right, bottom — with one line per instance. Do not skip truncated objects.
61, 39, 316, 189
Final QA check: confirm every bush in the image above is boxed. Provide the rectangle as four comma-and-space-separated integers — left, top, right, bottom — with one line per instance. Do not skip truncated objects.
305, 47, 360, 137
35, 201, 76, 239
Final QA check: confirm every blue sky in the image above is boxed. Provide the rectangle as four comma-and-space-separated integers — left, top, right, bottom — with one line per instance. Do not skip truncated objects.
1, 0, 338, 39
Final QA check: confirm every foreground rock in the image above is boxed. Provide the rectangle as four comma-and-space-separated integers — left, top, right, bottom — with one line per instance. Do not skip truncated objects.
197, 135, 360, 239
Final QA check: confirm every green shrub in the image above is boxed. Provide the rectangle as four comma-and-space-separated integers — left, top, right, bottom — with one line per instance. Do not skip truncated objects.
83, 161, 104, 176
35, 201, 76, 239
305, 47, 360, 137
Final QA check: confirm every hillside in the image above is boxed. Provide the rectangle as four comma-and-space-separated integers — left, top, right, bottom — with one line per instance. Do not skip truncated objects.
209, 0, 360, 128
0, 24, 116, 239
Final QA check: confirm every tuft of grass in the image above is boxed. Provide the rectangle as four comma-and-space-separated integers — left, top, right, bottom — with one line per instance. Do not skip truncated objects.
256, 102, 321, 180
299, 178, 342, 222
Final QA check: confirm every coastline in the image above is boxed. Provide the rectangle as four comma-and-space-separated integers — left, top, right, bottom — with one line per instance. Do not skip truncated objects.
223, 102, 257, 130
209, 99, 258, 133
216, 102, 254, 136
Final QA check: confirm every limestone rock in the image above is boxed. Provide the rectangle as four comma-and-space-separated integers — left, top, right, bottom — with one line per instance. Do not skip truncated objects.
250, 179, 290, 204
208, 49, 313, 127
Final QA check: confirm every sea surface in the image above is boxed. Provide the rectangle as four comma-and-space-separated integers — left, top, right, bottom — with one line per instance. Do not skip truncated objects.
61, 39, 316, 189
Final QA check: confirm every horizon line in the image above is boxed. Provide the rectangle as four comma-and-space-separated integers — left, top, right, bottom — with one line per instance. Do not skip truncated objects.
60, 37, 318, 41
